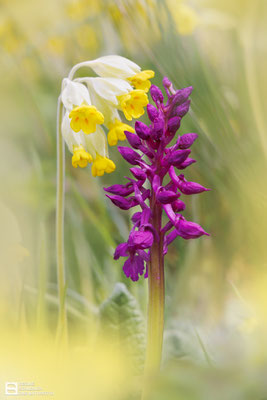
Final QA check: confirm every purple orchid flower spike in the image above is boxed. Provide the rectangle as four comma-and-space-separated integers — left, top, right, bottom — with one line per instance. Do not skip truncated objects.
104, 77, 210, 374
105, 78, 210, 282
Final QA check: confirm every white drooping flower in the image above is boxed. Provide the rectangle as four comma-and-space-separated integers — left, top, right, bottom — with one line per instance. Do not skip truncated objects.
74, 55, 141, 79
61, 78, 91, 111
83, 77, 133, 106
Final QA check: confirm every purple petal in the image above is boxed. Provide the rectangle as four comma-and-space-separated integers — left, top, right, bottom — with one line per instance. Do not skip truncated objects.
104, 184, 133, 196
125, 131, 141, 149
179, 133, 198, 149
169, 167, 210, 195
162, 221, 173, 234
152, 175, 161, 193
157, 190, 179, 204
166, 229, 180, 245
131, 211, 142, 223
130, 167, 147, 181
138, 250, 150, 263
162, 203, 177, 225
172, 199, 186, 212
175, 217, 210, 240
118, 146, 141, 165
114, 242, 128, 259
123, 256, 145, 281
129, 230, 154, 249
140, 208, 152, 224
178, 158, 196, 170
106, 194, 136, 210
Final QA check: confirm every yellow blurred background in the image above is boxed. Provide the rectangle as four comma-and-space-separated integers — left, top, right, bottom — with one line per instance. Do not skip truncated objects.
1, 0, 267, 398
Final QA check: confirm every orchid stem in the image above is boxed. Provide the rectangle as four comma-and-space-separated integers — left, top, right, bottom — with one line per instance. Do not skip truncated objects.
56, 97, 68, 343
142, 194, 165, 399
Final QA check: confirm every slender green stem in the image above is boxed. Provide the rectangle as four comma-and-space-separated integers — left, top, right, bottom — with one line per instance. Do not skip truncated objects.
56, 97, 67, 342
142, 192, 165, 399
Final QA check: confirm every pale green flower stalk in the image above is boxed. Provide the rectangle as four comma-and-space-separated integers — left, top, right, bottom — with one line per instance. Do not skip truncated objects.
56, 92, 67, 342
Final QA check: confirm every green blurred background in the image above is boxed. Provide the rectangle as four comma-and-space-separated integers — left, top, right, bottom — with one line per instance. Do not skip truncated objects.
1, 0, 267, 399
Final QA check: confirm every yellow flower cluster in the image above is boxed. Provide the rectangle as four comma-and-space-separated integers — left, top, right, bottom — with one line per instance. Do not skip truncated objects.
60, 56, 155, 177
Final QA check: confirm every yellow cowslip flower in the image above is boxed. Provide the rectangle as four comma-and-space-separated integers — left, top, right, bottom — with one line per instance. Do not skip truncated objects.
118, 90, 149, 121
91, 154, 116, 177
69, 104, 104, 134
127, 70, 155, 92
72, 146, 93, 168
107, 119, 135, 146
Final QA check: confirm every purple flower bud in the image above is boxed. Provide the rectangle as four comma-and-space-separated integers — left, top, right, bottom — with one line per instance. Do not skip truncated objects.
150, 85, 164, 103
167, 116, 181, 134
162, 77, 172, 88
172, 86, 193, 107
130, 167, 147, 181
106, 194, 136, 210
123, 255, 145, 281
118, 146, 141, 165
178, 158, 196, 170
135, 121, 150, 140
175, 217, 210, 239
176, 100, 191, 117
147, 104, 159, 122
104, 184, 134, 197
172, 199, 186, 212
157, 190, 179, 204
167, 149, 191, 167
114, 242, 128, 259
179, 133, 198, 149
125, 131, 141, 149
152, 117, 164, 140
